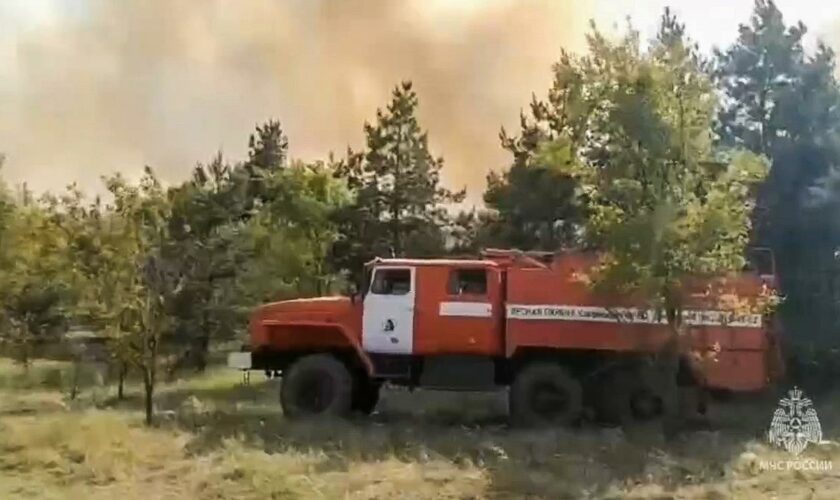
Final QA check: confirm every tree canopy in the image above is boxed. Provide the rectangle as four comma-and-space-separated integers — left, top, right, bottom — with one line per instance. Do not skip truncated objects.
535, 11, 770, 318
715, 0, 840, 347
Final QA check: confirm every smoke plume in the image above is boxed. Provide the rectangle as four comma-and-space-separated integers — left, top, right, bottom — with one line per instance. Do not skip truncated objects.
0, 0, 592, 199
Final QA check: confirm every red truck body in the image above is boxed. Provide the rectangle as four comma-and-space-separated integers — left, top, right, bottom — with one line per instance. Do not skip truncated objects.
234, 249, 783, 422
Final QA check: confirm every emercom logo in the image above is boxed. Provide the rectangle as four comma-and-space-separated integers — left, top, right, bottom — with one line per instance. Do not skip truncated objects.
758, 387, 832, 473
768, 387, 822, 456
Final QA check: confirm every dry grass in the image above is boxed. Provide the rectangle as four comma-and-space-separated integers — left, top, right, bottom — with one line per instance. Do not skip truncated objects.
2, 359, 840, 499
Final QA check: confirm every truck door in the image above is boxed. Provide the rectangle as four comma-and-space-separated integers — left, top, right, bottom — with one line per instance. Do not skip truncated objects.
362, 266, 416, 354
417, 266, 502, 355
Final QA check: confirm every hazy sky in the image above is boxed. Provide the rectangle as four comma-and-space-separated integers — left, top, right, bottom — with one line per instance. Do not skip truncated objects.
1, 0, 839, 200
597, 0, 838, 51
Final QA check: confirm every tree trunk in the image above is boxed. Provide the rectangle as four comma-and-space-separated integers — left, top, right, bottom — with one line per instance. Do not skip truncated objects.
195, 295, 212, 373
19, 328, 31, 374
195, 279, 213, 373
143, 367, 154, 426
659, 305, 683, 438
117, 362, 127, 400
70, 360, 80, 400
143, 339, 158, 426
315, 274, 323, 296
196, 335, 209, 372
659, 333, 681, 438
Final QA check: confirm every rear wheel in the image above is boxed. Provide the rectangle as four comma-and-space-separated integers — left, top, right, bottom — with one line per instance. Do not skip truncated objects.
593, 365, 664, 425
280, 354, 353, 418
509, 362, 582, 427
592, 367, 633, 425
352, 380, 382, 415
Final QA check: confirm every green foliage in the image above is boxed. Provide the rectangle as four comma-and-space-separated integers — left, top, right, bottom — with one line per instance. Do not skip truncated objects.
238, 159, 349, 302
147, 122, 346, 372
331, 81, 465, 282
481, 49, 597, 251
0, 115, 347, 421
0, 185, 73, 366
447, 209, 503, 255
243, 119, 290, 204
715, 0, 840, 346
481, 162, 581, 251
106, 167, 180, 424
538, 11, 769, 318
164, 153, 250, 371
715, 1, 811, 155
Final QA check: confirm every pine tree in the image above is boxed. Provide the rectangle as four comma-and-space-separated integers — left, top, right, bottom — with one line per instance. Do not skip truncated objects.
331, 81, 465, 282
165, 153, 246, 374
481, 48, 596, 252
715, 0, 840, 347
242, 119, 290, 205
247, 120, 288, 172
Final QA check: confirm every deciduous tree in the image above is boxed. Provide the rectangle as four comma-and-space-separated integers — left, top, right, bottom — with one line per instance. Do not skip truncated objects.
540, 11, 772, 430
0, 184, 72, 369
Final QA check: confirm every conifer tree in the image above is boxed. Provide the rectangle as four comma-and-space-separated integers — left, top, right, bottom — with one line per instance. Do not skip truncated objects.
332, 81, 465, 282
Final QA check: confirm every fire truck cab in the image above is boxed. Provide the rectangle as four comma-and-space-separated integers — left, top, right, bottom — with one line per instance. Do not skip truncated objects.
229, 249, 783, 425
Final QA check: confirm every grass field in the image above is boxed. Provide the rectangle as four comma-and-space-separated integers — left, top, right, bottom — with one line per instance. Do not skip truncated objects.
1, 358, 839, 499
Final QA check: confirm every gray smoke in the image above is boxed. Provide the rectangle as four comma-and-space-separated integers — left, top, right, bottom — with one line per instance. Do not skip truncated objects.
0, 0, 593, 199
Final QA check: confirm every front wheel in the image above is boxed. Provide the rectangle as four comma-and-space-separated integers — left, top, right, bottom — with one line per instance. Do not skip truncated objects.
509, 362, 582, 427
280, 354, 354, 419
352, 380, 382, 415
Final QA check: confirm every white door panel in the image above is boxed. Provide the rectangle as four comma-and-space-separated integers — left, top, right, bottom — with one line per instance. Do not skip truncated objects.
362, 267, 415, 354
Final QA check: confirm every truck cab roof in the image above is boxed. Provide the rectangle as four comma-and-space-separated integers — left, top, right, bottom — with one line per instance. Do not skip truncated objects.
367, 257, 497, 268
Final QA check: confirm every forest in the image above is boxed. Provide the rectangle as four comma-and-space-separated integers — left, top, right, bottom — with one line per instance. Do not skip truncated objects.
5, 2, 840, 497
3, 1, 840, 423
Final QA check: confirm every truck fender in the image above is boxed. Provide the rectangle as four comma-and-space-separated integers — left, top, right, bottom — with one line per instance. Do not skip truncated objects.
261, 319, 374, 376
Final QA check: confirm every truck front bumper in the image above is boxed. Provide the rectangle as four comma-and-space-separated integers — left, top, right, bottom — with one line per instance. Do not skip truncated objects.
227, 352, 252, 370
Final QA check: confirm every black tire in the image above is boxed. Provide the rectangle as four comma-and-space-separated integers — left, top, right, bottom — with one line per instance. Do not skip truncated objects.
592, 367, 635, 425
509, 362, 582, 427
627, 367, 665, 422
352, 380, 381, 415
280, 354, 353, 419
594, 365, 664, 425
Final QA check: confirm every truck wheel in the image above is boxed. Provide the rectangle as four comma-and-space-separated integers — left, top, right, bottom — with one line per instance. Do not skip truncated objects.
280, 354, 353, 418
509, 362, 582, 427
631, 388, 663, 420
594, 366, 663, 425
352, 381, 381, 415
633, 364, 665, 420
592, 367, 634, 425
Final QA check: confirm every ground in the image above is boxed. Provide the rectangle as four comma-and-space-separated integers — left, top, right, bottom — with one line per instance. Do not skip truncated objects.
1, 359, 839, 499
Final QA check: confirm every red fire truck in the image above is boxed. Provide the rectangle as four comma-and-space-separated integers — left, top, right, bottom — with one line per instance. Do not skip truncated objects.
228, 249, 783, 425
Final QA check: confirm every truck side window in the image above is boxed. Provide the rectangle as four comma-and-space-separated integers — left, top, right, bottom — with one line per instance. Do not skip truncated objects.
448, 269, 487, 295
370, 268, 411, 295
